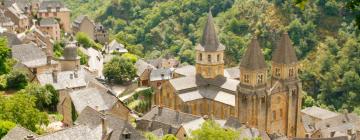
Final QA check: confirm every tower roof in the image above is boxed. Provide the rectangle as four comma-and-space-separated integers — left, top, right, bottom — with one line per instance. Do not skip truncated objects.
240, 37, 267, 70
63, 42, 79, 60
195, 10, 225, 52
272, 33, 298, 64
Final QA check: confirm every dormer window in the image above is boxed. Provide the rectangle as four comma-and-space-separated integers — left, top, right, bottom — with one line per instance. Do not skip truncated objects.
257, 74, 263, 84
208, 55, 211, 62
275, 68, 280, 77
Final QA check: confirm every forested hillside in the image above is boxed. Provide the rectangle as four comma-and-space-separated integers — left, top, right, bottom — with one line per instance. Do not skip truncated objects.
62, 0, 360, 114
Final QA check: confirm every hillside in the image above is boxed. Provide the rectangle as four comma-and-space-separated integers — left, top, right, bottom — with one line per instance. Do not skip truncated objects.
63, 0, 360, 114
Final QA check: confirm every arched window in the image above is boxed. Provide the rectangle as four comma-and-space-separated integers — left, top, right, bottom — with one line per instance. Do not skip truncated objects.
199, 53, 202, 61
289, 68, 294, 77
244, 74, 250, 83
217, 54, 220, 62
208, 54, 211, 62
257, 74, 263, 84
275, 68, 280, 77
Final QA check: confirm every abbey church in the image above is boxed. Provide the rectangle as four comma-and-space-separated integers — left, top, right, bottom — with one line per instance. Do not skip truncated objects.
153, 11, 302, 137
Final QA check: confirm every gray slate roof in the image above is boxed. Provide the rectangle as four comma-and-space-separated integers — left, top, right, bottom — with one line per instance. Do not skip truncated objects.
76, 106, 145, 140
240, 37, 267, 70
0, 9, 14, 26
37, 125, 102, 140
178, 86, 236, 106
11, 43, 56, 68
37, 69, 87, 90
69, 87, 118, 114
150, 68, 172, 81
0, 32, 22, 46
272, 33, 298, 64
135, 59, 155, 76
106, 40, 128, 54
174, 65, 195, 77
224, 67, 240, 79
301, 106, 339, 120
38, 0, 69, 12
2, 125, 38, 140
39, 18, 58, 26
61, 42, 80, 60
195, 10, 225, 52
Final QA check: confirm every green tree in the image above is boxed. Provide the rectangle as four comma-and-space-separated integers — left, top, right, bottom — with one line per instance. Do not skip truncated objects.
76, 32, 92, 48
190, 120, 240, 140
5, 70, 28, 90
17, 84, 58, 111
0, 37, 11, 75
77, 49, 89, 65
144, 132, 158, 140
0, 93, 49, 132
162, 134, 177, 140
103, 56, 136, 84
0, 120, 16, 138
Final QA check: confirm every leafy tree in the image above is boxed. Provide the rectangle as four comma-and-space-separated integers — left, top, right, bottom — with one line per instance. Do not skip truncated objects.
76, 32, 92, 48
17, 84, 59, 111
103, 56, 136, 84
121, 53, 138, 63
144, 132, 158, 140
77, 49, 89, 65
162, 134, 177, 140
0, 93, 49, 132
0, 120, 16, 139
0, 37, 12, 75
5, 70, 28, 90
190, 120, 240, 140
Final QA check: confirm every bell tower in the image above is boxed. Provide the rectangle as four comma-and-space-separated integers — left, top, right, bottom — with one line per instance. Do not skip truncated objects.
270, 32, 302, 137
237, 37, 268, 130
195, 10, 225, 79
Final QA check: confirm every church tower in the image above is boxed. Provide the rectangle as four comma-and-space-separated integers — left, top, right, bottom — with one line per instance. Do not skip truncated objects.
237, 37, 268, 130
195, 10, 225, 79
269, 32, 302, 136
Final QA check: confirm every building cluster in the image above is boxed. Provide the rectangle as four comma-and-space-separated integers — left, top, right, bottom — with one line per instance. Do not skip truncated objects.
1, 1, 360, 140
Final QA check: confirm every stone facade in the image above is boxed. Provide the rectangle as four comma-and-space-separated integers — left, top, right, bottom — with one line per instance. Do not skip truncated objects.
37, 1, 71, 32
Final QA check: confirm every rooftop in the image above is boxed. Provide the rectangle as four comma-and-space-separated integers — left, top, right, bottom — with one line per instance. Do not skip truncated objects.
301, 106, 339, 120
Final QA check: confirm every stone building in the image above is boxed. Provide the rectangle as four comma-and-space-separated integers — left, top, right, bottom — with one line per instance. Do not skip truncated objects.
135, 59, 156, 86
3, 3, 29, 32
154, 11, 303, 137
37, 0, 71, 32
0, 9, 15, 32
58, 42, 81, 71
38, 18, 60, 40
72, 15, 108, 44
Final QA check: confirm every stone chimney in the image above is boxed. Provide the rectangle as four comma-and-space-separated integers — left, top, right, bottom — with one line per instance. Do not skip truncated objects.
52, 69, 58, 83
158, 106, 163, 116
24, 134, 35, 140
122, 128, 131, 139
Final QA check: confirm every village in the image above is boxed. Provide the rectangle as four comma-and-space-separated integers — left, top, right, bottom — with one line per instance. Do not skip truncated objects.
0, 0, 359, 140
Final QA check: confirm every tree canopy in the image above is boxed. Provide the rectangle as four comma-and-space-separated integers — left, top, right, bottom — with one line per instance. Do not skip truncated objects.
190, 120, 240, 140
103, 56, 137, 84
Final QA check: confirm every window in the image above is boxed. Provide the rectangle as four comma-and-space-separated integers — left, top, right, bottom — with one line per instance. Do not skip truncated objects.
208, 55, 211, 62
257, 74, 263, 84
280, 109, 283, 119
330, 132, 335, 137
244, 74, 249, 83
275, 68, 280, 76
272, 111, 276, 121
347, 129, 352, 135
217, 54, 220, 62
289, 68, 294, 77
199, 53, 202, 61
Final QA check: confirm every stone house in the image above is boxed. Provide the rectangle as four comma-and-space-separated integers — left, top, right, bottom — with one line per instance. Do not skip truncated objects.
0, 9, 15, 32
149, 68, 172, 89
18, 26, 53, 54
38, 18, 60, 40
72, 15, 108, 44
135, 59, 156, 86
37, 0, 71, 32
59, 85, 130, 126
148, 58, 180, 69
104, 39, 128, 54
3, 3, 29, 32
58, 42, 81, 71
155, 11, 303, 137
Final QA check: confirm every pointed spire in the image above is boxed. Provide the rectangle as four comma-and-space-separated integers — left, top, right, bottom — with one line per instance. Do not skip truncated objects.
196, 10, 225, 52
272, 32, 298, 64
240, 37, 267, 70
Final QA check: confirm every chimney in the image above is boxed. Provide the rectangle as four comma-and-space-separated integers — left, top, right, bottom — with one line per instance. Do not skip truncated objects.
52, 69, 58, 83
175, 110, 180, 122
24, 134, 35, 140
47, 55, 52, 65
56, 6, 60, 12
101, 117, 107, 139
74, 71, 78, 78
158, 106, 163, 116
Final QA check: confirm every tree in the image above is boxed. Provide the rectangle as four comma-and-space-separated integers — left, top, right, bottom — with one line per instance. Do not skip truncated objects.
162, 134, 177, 140
5, 70, 28, 90
190, 120, 240, 140
0, 120, 15, 138
76, 32, 92, 48
144, 132, 158, 140
17, 84, 59, 111
0, 37, 12, 75
0, 93, 49, 132
103, 56, 137, 84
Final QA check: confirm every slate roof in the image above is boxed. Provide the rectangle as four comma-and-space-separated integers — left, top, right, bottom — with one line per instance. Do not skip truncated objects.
11, 43, 56, 68
3, 0, 31, 12
0, 9, 14, 26
240, 37, 267, 70
177, 86, 236, 106
106, 40, 128, 54
37, 69, 87, 90
39, 18, 58, 26
150, 68, 172, 81
195, 10, 225, 52
301, 106, 339, 120
181, 118, 205, 136
69, 87, 118, 114
7, 3, 28, 19
0, 32, 22, 46
38, 0, 70, 12
136, 106, 201, 133
170, 75, 239, 92
2, 125, 38, 140
135, 59, 155, 76
174, 65, 195, 77
37, 125, 102, 140
272, 33, 298, 64
76, 106, 145, 140
292, 136, 348, 140
73, 15, 87, 24
224, 67, 240, 79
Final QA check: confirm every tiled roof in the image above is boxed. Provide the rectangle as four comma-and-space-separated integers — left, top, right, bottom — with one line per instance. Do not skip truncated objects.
150, 68, 172, 81
301, 106, 339, 120
178, 86, 235, 106
195, 10, 225, 52
135, 59, 155, 76
272, 33, 298, 64
174, 65, 195, 77
2, 125, 38, 140
69, 87, 118, 114
0, 9, 14, 26
37, 69, 87, 90
240, 37, 267, 70
11, 43, 56, 68
38, 0, 69, 12
37, 125, 102, 140
106, 40, 128, 54
0, 32, 22, 46
224, 67, 240, 79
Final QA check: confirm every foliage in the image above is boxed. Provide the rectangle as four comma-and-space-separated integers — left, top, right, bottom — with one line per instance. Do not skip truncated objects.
190, 120, 240, 140
0, 93, 49, 132
0, 120, 16, 139
75, 32, 102, 50
0, 37, 12, 75
77, 49, 89, 65
17, 84, 59, 111
126, 88, 153, 113
144, 132, 159, 140
5, 70, 28, 90
121, 53, 138, 63
162, 134, 177, 140
103, 56, 137, 84
53, 41, 65, 58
